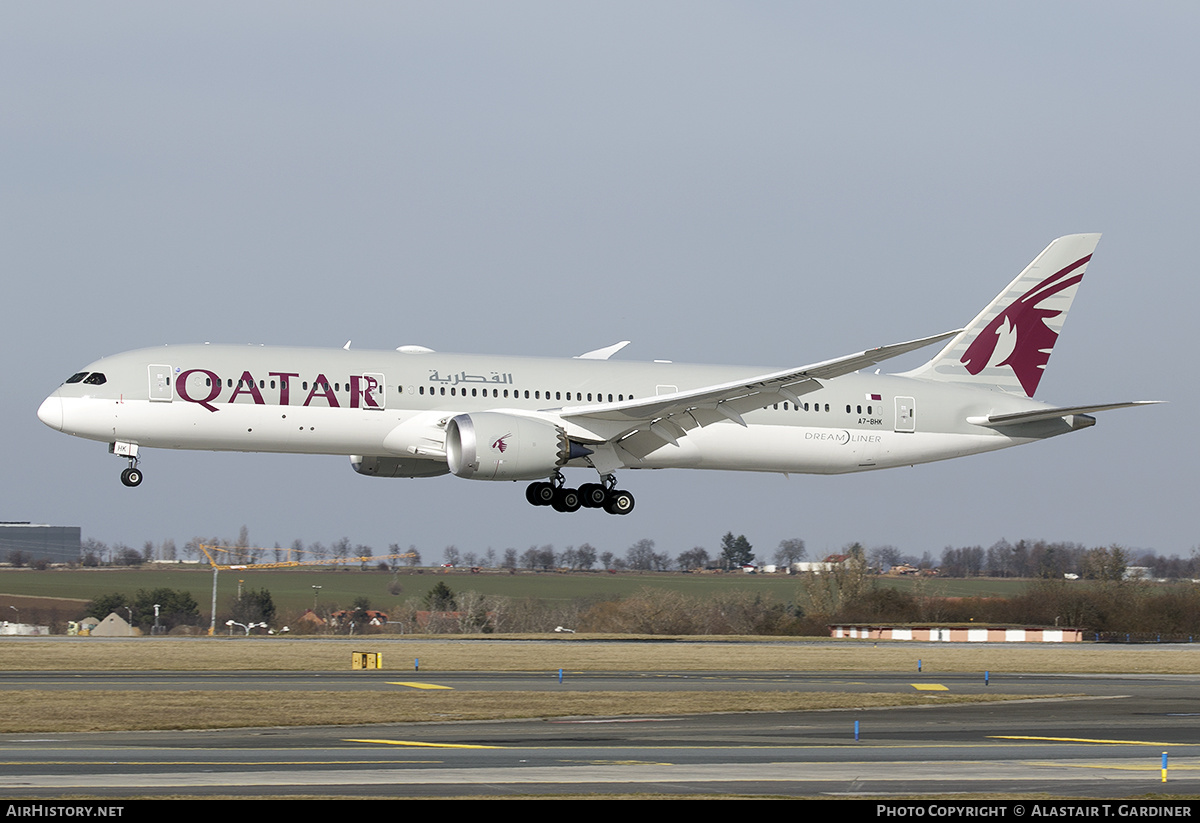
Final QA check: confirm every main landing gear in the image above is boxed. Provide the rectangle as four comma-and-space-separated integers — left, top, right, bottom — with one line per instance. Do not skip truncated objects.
525, 472, 635, 515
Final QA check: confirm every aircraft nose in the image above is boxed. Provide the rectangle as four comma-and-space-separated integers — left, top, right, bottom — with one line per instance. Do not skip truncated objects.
37, 395, 62, 431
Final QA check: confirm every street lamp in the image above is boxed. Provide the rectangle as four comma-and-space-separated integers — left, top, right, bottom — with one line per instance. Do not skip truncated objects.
225, 620, 267, 636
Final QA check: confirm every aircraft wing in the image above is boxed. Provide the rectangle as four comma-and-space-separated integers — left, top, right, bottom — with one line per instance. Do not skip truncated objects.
559, 329, 960, 457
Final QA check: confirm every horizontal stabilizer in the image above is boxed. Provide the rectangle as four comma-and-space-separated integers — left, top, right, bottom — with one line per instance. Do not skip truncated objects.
967, 401, 1162, 428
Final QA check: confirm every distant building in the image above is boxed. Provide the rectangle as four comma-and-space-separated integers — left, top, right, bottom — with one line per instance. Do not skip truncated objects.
830, 624, 1083, 642
294, 609, 327, 632
0, 522, 81, 565
330, 609, 389, 628
90, 612, 138, 637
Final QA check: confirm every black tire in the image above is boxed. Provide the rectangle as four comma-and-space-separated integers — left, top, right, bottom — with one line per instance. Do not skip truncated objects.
121, 468, 143, 488
552, 487, 582, 513
528, 482, 555, 506
579, 483, 607, 508
604, 489, 634, 515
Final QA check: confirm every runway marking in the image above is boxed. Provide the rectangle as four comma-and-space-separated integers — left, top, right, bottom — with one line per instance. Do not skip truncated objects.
346, 739, 505, 749
0, 760, 441, 765
1026, 761, 1200, 772
560, 760, 674, 766
552, 718, 674, 724
387, 682, 453, 690
912, 684, 948, 691
991, 735, 1179, 746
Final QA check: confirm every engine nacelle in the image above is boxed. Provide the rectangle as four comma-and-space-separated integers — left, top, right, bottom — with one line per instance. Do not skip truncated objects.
446, 412, 590, 481
350, 454, 450, 478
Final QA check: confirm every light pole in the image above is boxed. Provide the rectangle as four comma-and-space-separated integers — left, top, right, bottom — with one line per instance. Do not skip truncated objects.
225, 620, 266, 636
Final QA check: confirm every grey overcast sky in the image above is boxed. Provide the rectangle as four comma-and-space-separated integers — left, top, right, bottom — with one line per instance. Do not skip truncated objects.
4, 2, 1195, 562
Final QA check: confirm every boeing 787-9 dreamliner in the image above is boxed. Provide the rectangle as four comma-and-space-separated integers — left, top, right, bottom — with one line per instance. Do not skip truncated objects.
37, 234, 1157, 515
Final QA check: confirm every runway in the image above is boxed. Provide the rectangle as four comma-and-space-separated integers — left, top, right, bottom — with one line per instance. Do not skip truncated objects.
1, 668, 1198, 797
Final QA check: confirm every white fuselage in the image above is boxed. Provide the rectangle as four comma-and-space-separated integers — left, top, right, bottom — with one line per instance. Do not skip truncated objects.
38, 343, 1070, 478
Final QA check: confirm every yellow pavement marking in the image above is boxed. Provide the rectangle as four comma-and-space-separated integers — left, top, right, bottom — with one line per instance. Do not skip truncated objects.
912, 684, 948, 691
991, 735, 1178, 746
387, 682, 453, 690
346, 739, 504, 749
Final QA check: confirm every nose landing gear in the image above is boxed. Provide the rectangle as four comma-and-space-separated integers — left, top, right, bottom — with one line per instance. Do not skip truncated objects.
111, 441, 142, 487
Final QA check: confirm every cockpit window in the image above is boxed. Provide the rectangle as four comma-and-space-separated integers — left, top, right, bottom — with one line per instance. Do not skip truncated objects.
64, 372, 88, 384
82, 373, 107, 385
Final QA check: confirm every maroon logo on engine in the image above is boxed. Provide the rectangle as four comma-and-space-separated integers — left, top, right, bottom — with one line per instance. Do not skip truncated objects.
960, 254, 1090, 397
491, 434, 512, 453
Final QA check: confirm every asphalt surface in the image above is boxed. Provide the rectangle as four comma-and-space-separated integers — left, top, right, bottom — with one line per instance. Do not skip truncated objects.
1, 667, 1198, 797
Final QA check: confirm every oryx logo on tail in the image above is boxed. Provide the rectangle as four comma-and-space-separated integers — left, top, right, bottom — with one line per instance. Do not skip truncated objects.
960, 254, 1090, 397
899, 233, 1101, 397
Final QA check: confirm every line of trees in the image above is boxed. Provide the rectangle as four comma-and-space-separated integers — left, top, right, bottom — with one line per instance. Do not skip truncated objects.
70, 528, 1200, 584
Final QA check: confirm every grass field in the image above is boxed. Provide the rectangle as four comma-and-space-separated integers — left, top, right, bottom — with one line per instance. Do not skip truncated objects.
0, 637, 1135, 733
0, 566, 1031, 618
2, 636, 1197, 673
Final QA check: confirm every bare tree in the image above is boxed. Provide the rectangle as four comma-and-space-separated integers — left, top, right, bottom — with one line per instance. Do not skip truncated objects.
774, 538, 806, 566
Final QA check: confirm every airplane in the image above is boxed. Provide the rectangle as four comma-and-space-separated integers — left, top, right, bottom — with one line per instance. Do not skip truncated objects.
37, 234, 1157, 515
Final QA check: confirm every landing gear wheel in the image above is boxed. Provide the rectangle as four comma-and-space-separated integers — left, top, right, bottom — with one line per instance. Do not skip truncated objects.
551, 487, 582, 513
526, 481, 555, 506
120, 467, 143, 488
578, 483, 607, 508
604, 489, 635, 515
